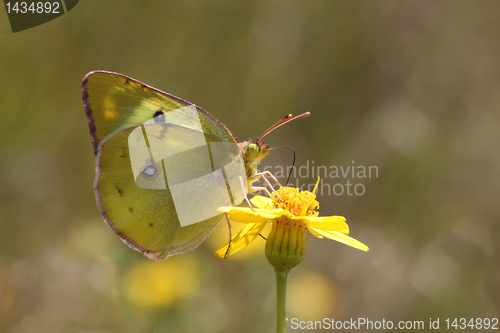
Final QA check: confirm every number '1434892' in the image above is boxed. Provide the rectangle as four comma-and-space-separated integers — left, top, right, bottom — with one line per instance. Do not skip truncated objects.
445, 318, 498, 330
5, 2, 60, 14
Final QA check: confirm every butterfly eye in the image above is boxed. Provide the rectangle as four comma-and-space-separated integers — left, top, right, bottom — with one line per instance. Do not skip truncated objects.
247, 143, 260, 157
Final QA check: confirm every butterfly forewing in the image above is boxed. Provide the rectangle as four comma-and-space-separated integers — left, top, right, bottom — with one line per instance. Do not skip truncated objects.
83, 71, 237, 155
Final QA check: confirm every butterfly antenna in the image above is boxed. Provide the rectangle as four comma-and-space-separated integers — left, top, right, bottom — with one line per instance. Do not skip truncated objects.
258, 114, 293, 141
257, 112, 310, 142
269, 146, 296, 185
287, 146, 296, 185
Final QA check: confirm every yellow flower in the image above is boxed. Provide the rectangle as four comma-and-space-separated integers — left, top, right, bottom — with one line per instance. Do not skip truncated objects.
124, 257, 199, 309
216, 180, 369, 259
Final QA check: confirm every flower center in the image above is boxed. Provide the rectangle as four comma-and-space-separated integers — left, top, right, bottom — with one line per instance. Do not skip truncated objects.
268, 187, 319, 217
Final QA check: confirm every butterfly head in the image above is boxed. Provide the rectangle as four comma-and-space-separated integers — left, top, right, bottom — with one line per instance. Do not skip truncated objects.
240, 112, 310, 190
245, 140, 270, 163
239, 139, 270, 190
239, 139, 270, 174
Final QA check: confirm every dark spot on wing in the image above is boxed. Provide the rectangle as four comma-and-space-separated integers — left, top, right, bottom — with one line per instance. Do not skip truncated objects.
153, 109, 165, 123
129, 207, 134, 213
149, 222, 154, 227
116, 186, 124, 197
124, 79, 131, 85
119, 147, 127, 159
141, 84, 147, 89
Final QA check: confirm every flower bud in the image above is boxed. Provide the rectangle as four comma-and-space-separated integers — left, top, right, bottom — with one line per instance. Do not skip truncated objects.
265, 215, 306, 275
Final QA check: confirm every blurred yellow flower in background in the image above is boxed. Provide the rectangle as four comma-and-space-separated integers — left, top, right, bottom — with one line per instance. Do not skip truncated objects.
288, 271, 337, 320
124, 256, 200, 309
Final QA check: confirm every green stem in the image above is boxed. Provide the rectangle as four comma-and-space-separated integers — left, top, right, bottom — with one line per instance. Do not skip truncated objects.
275, 268, 289, 333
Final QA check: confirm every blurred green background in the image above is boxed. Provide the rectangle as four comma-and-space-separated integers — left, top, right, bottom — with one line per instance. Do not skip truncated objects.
1, 1, 499, 332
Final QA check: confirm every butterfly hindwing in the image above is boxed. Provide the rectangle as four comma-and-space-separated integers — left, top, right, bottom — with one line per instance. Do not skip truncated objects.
96, 125, 229, 259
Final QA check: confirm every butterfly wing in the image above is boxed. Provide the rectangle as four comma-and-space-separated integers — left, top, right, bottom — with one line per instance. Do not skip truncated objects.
83, 71, 245, 259
82, 71, 237, 154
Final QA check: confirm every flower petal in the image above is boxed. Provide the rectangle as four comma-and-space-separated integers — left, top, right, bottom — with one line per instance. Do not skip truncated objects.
305, 216, 349, 234
308, 227, 369, 251
217, 207, 277, 223
250, 195, 273, 208
307, 226, 324, 238
215, 222, 268, 258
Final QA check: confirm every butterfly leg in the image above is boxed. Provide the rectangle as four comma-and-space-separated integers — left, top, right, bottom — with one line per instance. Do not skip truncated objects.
255, 170, 282, 188
224, 212, 232, 259
252, 171, 283, 201
239, 175, 254, 210
251, 186, 274, 199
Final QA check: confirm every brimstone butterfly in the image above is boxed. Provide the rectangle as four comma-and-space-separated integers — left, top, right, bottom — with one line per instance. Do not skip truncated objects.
82, 71, 308, 259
